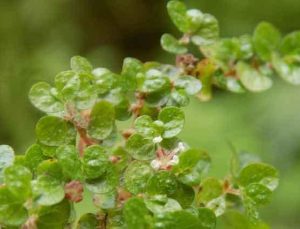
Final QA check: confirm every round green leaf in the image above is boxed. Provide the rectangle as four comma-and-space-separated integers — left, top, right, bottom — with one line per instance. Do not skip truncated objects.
146, 171, 178, 196
92, 68, 116, 94
4, 165, 32, 201
77, 213, 100, 229
70, 56, 93, 73
167, 1, 189, 33
169, 181, 194, 208
237, 62, 273, 92
85, 165, 118, 194
161, 34, 187, 54
36, 160, 63, 181
123, 197, 153, 229
173, 149, 211, 186
36, 116, 76, 146
158, 106, 185, 138
32, 175, 65, 206
82, 145, 109, 179
135, 115, 162, 138
87, 101, 115, 140
0, 145, 14, 183
174, 76, 202, 95
56, 145, 82, 180
25, 144, 47, 173
37, 199, 71, 229
238, 163, 278, 188
109, 146, 129, 172
124, 161, 154, 195
125, 133, 155, 160
280, 31, 300, 55
196, 177, 223, 204
245, 183, 272, 206
197, 208, 217, 229
169, 89, 190, 107
121, 57, 143, 91
145, 196, 182, 215
29, 82, 64, 113
253, 22, 281, 61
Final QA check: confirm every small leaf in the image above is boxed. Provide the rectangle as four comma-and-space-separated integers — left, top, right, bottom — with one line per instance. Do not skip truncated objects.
238, 163, 278, 188
253, 22, 281, 61
24, 144, 47, 173
196, 177, 223, 204
29, 82, 64, 113
125, 133, 156, 160
147, 171, 178, 196
70, 56, 93, 73
167, 1, 190, 33
161, 34, 187, 54
82, 145, 109, 179
197, 208, 217, 229
121, 57, 143, 91
169, 89, 190, 107
245, 183, 272, 206
4, 165, 32, 201
280, 31, 300, 55
124, 161, 154, 195
158, 106, 185, 138
173, 149, 211, 186
237, 62, 273, 92
135, 115, 163, 138
93, 191, 116, 209
170, 182, 195, 208
36, 116, 76, 146
32, 175, 65, 206
77, 213, 100, 229
123, 198, 153, 229
92, 68, 116, 94
145, 196, 182, 215
56, 145, 82, 180
37, 199, 71, 229
88, 101, 115, 140
0, 145, 14, 183
174, 76, 202, 95
36, 160, 63, 181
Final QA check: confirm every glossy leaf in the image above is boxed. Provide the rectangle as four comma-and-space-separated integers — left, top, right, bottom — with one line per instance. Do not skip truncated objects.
35, 116, 76, 146
196, 177, 223, 204
174, 76, 202, 95
197, 208, 217, 229
161, 34, 187, 54
167, 1, 189, 33
0, 145, 14, 183
280, 31, 300, 55
145, 196, 182, 215
158, 106, 185, 138
70, 56, 93, 73
29, 82, 64, 113
146, 171, 178, 196
77, 213, 100, 229
87, 101, 115, 140
124, 161, 154, 195
125, 133, 156, 160
24, 144, 47, 173
245, 183, 272, 206
121, 57, 143, 91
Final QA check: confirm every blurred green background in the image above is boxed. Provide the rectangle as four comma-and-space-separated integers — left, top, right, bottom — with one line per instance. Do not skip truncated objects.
1, 0, 300, 228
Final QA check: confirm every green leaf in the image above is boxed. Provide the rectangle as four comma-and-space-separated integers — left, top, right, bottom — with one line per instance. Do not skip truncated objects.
0, 145, 14, 183
170, 182, 195, 208
253, 22, 281, 61
4, 165, 32, 201
29, 82, 64, 114
32, 175, 65, 206
146, 171, 178, 196
36, 116, 76, 146
135, 115, 163, 138
87, 101, 115, 140
173, 149, 211, 186
245, 183, 272, 206
36, 159, 63, 181
93, 191, 116, 209
186, 9, 205, 33
169, 89, 190, 107
161, 34, 187, 54
154, 210, 203, 229
70, 56, 93, 73
167, 1, 190, 33
123, 197, 153, 229
272, 54, 300, 85
237, 62, 273, 92
56, 145, 82, 180
25, 144, 47, 173
36, 199, 71, 229
197, 208, 217, 229
82, 145, 109, 179
238, 163, 278, 188
77, 213, 100, 229
196, 177, 223, 204
125, 133, 156, 160
158, 106, 185, 138
0, 186, 28, 226
191, 14, 219, 46
145, 196, 182, 215
92, 68, 117, 94
124, 161, 154, 195
121, 57, 143, 91
109, 146, 129, 172
280, 31, 300, 55
174, 76, 202, 95
85, 165, 118, 194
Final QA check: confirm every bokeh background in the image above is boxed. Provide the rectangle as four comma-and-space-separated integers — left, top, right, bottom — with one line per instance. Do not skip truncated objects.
1, 0, 300, 228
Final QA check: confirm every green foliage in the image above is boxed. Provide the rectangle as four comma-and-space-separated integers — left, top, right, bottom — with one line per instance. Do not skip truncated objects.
2, 0, 298, 228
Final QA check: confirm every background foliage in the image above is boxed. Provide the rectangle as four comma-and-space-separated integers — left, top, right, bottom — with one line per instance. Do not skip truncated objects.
0, 0, 300, 228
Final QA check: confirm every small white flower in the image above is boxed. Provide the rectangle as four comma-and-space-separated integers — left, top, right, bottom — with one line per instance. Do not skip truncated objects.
153, 136, 163, 144
150, 159, 161, 170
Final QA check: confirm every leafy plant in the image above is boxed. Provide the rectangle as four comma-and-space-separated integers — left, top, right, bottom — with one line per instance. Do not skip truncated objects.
2, 0, 300, 228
